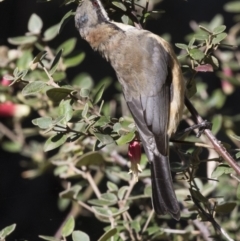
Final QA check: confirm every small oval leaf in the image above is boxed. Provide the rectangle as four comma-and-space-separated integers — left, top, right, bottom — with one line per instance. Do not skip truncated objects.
175, 43, 188, 50
215, 202, 237, 214
62, 216, 75, 237
44, 133, 67, 152
212, 32, 227, 44
43, 24, 59, 41
50, 49, 63, 75
97, 228, 117, 241
213, 25, 226, 35
46, 88, 73, 102
22, 81, 47, 96
8, 36, 38, 45
28, 14, 43, 33
72, 231, 90, 241
0, 224, 16, 239
76, 151, 105, 167
64, 52, 85, 68
189, 49, 205, 61
93, 84, 105, 105
112, 1, 127, 11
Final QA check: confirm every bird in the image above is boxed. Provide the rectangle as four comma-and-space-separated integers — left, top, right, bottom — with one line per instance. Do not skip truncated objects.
74, 0, 185, 220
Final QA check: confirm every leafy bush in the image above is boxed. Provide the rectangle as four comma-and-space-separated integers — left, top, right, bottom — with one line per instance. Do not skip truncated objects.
1, 0, 240, 240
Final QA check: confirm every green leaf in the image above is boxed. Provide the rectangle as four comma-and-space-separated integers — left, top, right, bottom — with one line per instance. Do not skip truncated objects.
205, 55, 219, 69
116, 132, 135, 145
118, 186, 129, 200
101, 193, 118, 202
22, 81, 47, 96
190, 189, 208, 203
94, 116, 110, 127
113, 123, 122, 132
39, 235, 60, 241
189, 49, 205, 61
32, 51, 47, 64
60, 185, 82, 199
93, 84, 105, 105
188, 37, 195, 48
207, 89, 226, 109
64, 52, 85, 68
72, 73, 94, 89
17, 50, 33, 69
131, 220, 141, 232
46, 87, 73, 102
49, 49, 63, 75
97, 228, 117, 241
211, 114, 222, 135
224, 1, 240, 13
209, 14, 224, 30
57, 38, 77, 56
58, 99, 73, 123
215, 202, 236, 214
76, 151, 105, 167
194, 33, 209, 40
199, 25, 212, 34
94, 133, 114, 147
112, 1, 127, 11
2, 141, 22, 153
72, 231, 90, 241
144, 186, 152, 197
212, 32, 227, 44
81, 103, 89, 118
92, 206, 112, 217
213, 25, 226, 35
88, 198, 114, 206
94, 77, 112, 93
231, 134, 240, 142
111, 207, 129, 217
107, 181, 118, 192
28, 14, 43, 33
175, 43, 188, 50
0, 224, 16, 239
54, 165, 68, 176
43, 24, 59, 41
58, 10, 74, 33
211, 164, 234, 178
62, 216, 75, 237
121, 15, 129, 24
44, 133, 67, 152
80, 88, 90, 98
32, 116, 53, 129
8, 35, 37, 45
236, 151, 240, 159
52, 116, 66, 127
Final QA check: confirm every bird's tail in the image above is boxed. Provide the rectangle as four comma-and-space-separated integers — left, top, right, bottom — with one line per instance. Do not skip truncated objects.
150, 154, 180, 220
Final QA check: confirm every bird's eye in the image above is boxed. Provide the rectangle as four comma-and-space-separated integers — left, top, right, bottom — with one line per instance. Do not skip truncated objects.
92, 0, 99, 7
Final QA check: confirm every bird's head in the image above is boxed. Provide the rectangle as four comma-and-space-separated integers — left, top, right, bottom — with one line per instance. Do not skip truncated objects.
75, 0, 109, 30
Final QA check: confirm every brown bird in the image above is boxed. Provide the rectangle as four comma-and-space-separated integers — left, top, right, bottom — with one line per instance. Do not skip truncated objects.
75, 0, 185, 220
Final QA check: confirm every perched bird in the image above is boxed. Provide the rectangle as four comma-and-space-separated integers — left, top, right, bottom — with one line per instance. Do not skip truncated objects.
75, 0, 185, 220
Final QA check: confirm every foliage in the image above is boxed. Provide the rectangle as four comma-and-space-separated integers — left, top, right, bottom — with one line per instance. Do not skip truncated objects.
1, 0, 240, 240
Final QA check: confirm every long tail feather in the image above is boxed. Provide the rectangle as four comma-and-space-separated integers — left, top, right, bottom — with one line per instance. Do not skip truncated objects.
150, 154, 180, 220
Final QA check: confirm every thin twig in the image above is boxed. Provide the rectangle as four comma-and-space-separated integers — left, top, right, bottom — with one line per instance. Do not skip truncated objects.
141, 209, 154, 234
171, 139, 214, 149
192, 219, 212, 241
0, 122, 22, 143
185, 97, 240, 175
85, 171, 102, 198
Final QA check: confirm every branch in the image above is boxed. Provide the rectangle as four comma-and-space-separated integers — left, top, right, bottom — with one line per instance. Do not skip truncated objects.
185, 97, 240, 175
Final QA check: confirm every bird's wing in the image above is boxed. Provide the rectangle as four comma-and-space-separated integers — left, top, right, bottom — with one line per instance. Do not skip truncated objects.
122, 33, 172, 157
